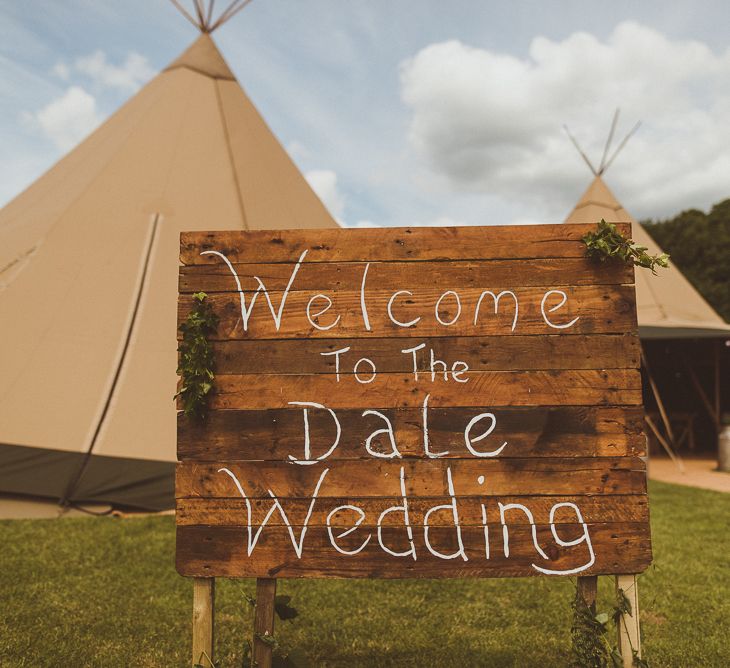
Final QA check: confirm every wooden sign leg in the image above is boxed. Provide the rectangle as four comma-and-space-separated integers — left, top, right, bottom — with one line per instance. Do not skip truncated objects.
192, 577, 215, 667
616, 574, 641, 667
253, 578, 277, 668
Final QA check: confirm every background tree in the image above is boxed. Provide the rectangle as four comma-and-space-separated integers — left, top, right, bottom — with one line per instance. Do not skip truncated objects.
642, 198, 730, 322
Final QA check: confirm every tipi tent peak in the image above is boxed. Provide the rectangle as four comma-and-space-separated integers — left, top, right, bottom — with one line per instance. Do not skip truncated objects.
563, 110, 730, 340
563, 108, 641, 178
169, 0, 253, 34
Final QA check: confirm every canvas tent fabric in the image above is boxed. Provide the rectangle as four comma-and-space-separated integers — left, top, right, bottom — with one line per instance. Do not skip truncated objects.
0, 34, 337, 513
565, 176, 730, 339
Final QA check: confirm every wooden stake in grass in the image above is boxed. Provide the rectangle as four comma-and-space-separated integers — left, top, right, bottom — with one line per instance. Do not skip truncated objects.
252, 578, 277, 668
192, 577, 215, 667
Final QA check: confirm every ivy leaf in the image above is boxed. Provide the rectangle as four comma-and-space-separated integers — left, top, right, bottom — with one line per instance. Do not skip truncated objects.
633, 651, 650, 668
176, 292, 219, 420
583, 219, 670, 274
275, 595, 299, 621
610, 647, 624, 667
613, 588, 632, 625
256, 631, 278, 648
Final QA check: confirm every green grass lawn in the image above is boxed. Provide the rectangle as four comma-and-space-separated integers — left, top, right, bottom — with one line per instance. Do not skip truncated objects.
1, 480, 729, 667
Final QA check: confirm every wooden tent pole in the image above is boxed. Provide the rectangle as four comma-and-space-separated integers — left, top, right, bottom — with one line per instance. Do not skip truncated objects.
715, 340, 722, 430
205, 0, 216, 29
169, 0, 201, 29
640, 345, 676, 446
252, 578, 277, 668
644, 414, 684, 472
193, 0, 207, 29
681, 354, 719, 430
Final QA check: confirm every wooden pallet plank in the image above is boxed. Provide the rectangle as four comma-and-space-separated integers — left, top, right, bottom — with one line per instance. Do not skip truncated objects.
176, 494, 650, 527
197, 369, 642, 410
177, 285, 637, 340
179, 257, 633, 293
177, 406, 646, 461
176, 458, 647, 499
180, 224, 633, 265
175, 523, 652, 578
204, 334, 640, 375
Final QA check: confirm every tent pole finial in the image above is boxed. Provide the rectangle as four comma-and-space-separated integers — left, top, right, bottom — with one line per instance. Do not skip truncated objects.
169, 0, 201, 31
168, 0, 253, 33
598, 108, 620, 175
602, 121, 642, 175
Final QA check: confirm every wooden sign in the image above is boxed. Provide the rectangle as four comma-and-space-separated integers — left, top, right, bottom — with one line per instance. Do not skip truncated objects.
176, 224, 651, 580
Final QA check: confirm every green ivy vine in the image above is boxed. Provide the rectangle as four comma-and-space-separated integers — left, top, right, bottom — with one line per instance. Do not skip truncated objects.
583, 220, 670, 274
176, 291, 219, 420
571, 585, 649, 668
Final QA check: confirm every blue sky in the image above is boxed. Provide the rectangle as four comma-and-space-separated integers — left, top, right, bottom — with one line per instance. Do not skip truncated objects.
2, 0, 730, 226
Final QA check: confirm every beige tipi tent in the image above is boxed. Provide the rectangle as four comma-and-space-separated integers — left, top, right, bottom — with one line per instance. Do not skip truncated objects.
566, 174, 729, 456
0, 11, 337, 513
566, 175, 730, 339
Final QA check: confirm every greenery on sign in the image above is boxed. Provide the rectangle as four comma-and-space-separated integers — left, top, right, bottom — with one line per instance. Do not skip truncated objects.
582, 220, 669, 274
642, 198, 730, 321
176, 291, 219, 420
571, 585, 649, 668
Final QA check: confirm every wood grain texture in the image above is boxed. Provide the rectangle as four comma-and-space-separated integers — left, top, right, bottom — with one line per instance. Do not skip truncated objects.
176, 458, 647, 499
178, 284, 637, 340
192, 578, 215, 668
179, 257, 633, 293
176, 224, 649, 580
616, 574, 642, 664
176, 494, 650, 527
176, 523, 652, 578
177, 406, 646, 461
253, 578, 277, 668
206, 334, 640, 375
180, 224, 633, 264
199, 369, 642, 410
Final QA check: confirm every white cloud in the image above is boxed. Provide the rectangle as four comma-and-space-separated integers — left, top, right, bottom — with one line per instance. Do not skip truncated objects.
343, 216, 468, 228
32, 86, 101, 151
23, 49, 156, 154
75, 50, 155, 92
413, 216, 464, 227
52, 62, 70, 81
347, 220, 379, 228
400, 21, 730, 219
305, 169, 346, 219
286, 140, 310, 161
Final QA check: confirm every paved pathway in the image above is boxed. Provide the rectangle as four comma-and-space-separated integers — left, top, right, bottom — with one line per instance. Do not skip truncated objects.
649, 456, 730, 494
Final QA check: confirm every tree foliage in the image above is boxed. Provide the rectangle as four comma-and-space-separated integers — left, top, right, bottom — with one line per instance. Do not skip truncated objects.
642, 199, 730, 322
